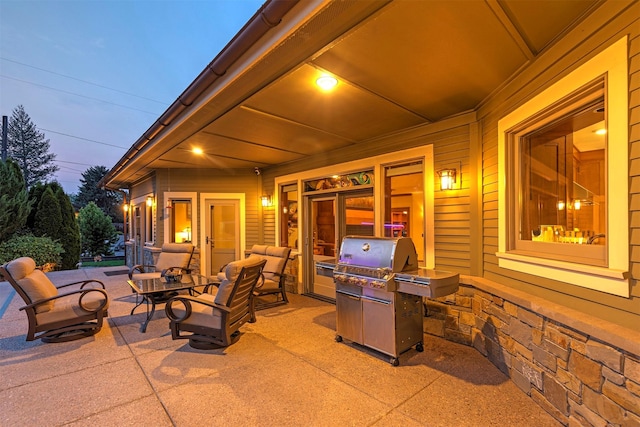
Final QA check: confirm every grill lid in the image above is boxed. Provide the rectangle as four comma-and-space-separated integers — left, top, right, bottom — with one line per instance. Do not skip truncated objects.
337, 236, 418, 272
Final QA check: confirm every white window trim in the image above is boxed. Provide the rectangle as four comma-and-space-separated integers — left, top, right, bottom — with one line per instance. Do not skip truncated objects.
130, 194, 156, 246
274, 145, 435, 267
198, 193, 246, 278
163, 192, 198, 245
497, 36, 629, 297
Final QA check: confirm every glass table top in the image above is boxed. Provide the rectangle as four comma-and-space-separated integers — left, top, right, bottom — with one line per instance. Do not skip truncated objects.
127, 274, 213, 294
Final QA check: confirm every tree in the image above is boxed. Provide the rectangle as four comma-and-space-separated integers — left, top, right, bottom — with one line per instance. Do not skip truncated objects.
75, 165, 123, 222
33, 186, 62, 241
5, 105, 58, 189
0, 159, 32, 241
78, 202, 117, 257
26, 182, 47, 229
54, 184, 81, 269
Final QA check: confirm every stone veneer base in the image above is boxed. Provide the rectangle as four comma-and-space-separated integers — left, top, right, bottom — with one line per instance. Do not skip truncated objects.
423, 276, 640, 426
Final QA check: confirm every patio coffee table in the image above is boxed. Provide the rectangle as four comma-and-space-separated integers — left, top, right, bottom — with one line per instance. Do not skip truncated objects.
127, 274, 213, 332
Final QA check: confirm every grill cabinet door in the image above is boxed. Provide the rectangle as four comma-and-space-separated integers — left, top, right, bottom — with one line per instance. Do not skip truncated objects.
362, 293, 395, 356
336, 290, 362, 344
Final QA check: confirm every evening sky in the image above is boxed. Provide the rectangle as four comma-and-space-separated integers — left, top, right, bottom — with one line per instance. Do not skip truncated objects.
0, 0, 264, 193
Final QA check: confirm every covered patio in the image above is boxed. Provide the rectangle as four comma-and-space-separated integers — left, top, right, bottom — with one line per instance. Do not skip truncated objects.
0, 266, 559, 426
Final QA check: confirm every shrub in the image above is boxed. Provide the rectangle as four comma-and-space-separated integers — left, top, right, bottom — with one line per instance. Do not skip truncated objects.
0, 234, 63, 267
78, 202, 117, 257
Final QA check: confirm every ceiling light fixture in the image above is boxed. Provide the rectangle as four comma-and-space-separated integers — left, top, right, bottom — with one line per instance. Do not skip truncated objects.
316, 75, 338, 91
192, 147, 203, 155
594, 128, 607, 135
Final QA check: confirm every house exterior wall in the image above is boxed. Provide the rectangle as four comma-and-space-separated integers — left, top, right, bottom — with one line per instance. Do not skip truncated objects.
427, 3, 639, 424
477, 2, 639, 330
123, 3, 639, 423
152, 168, 263, 248
262, 2, 639, 424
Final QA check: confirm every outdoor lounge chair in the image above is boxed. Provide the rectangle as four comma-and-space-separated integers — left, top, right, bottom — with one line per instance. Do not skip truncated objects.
246, 245, 291, 318
128, 242, 194, 280
0, 257, 109, 342
165, 256, 266, 349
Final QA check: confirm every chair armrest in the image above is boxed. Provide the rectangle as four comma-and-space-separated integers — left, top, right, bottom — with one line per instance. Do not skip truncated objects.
129, 264, 144, 279
56, 279, 106, 290
129, 264, 154, 279
165, 295, 231, 322
253, 273, 266, 289
19, 288, 109, 313
202, 282, 220, 294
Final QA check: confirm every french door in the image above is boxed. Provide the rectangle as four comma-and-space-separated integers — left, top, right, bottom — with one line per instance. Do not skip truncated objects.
204, 198, 240, 277
306, 190, 374, 299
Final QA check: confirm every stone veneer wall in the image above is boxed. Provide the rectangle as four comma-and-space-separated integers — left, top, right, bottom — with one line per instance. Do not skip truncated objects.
423, 280, 640, 426
283, 254, 299, 294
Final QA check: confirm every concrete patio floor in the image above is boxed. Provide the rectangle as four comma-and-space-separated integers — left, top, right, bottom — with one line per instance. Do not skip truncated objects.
0, 266, 561, 426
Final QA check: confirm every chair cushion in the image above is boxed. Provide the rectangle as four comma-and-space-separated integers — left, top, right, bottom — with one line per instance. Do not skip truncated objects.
172, 293, 223, 330
6, 256, 36, 280
249, 245, 289, 281
214, 256, 264, 306
8, 258, 58, 313
161, 243, 194, 253
129, 272, 162, 281
36, 292, 107, 324
155, 244, 193, 271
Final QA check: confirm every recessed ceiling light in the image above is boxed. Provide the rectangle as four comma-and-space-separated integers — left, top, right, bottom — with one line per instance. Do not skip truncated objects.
594, 128, 607, 136
192, 147, 203, 155
316, 75, 338, 91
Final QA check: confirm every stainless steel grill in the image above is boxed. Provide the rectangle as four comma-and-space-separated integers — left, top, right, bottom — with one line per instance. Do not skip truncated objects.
330, 236, 459, 366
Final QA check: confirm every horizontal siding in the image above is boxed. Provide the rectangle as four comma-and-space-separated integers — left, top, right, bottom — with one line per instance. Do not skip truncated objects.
478, 3, 640, 328
629, 18, 640, 299
153, 168, 263, 248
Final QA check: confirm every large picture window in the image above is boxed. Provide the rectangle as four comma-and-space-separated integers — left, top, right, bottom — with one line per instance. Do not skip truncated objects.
513, 84, 606, 266
497, 37, 628, 297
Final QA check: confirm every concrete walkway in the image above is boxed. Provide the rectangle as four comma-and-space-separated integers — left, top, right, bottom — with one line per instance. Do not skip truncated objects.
0, 266, 560, 426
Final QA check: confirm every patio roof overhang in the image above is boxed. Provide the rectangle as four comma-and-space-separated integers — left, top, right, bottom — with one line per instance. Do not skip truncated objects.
100, 0, 601, 190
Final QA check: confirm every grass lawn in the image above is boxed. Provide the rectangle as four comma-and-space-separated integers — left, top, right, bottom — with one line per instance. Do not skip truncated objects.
81, 260, 125, 267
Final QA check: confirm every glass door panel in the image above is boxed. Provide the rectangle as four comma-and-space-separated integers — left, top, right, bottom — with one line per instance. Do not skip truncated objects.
309, 197, 336, 299
205, 199, 239, 276
306, 189, 374, 300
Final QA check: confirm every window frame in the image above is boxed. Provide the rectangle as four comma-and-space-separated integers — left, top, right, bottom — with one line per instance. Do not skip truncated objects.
163, 192, 198, 245
497, 36, 629, 297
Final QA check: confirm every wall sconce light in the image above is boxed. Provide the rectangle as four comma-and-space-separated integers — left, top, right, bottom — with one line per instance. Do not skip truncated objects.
146, 196, 153, 207
261, 195, 272, 207
123, 203, 129, 213
438, 168, 457, 190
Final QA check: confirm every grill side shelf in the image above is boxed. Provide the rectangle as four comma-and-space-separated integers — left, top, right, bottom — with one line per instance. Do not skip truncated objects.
395, 270, 460, 298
